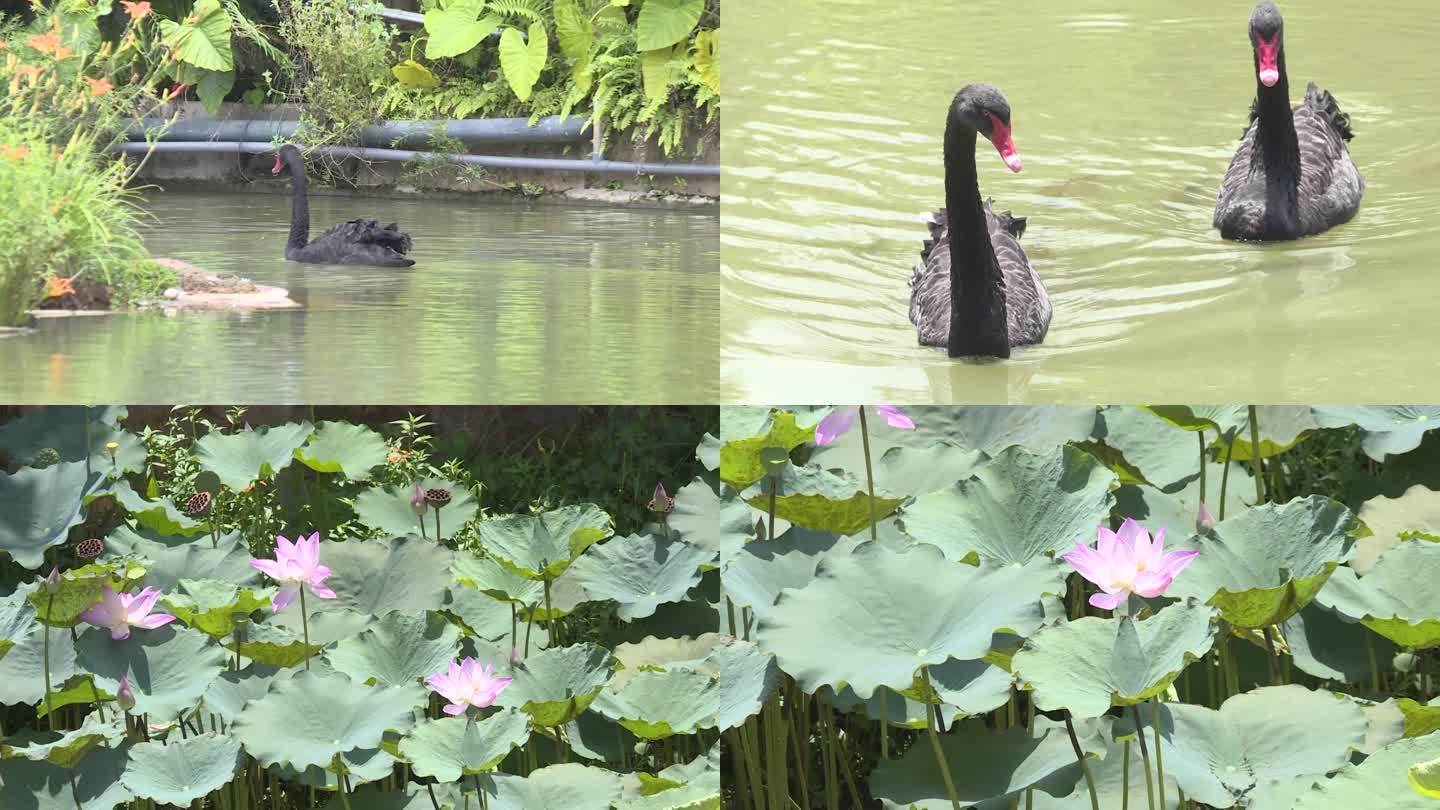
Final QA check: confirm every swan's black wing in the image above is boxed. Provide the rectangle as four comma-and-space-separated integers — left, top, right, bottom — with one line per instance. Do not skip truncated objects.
305, 218, 416, 267
1295, 82, 1363, 234
910, 208, 954, 347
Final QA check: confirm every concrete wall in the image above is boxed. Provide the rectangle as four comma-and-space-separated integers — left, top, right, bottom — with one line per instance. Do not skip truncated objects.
130, 103, 719, 205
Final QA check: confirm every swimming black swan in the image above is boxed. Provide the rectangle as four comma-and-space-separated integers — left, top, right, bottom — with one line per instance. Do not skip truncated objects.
1213, 3, 1363, 241
909, 83, 1050, 359
271, 145, 415, 266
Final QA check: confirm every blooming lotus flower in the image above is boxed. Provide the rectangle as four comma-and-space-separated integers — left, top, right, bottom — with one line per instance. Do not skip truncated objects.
248, 532, 336, 612
814, 405, 916, 446
425, 657, 513, 716
78, 586, 176, 640
1062, 519, 1199, 611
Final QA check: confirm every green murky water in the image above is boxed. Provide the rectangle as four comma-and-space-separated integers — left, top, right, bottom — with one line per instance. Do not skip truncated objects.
1, 191, 717, 403
722, 0, 1440, 403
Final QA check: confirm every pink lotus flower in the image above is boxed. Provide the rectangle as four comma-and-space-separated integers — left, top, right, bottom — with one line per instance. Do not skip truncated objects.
1062, 518, 1199, 611
814, 405, 916, 446
249, 532, 336, 612
425, 657, 513, 716
116, 676, 135, 711
78, 586, 176, 640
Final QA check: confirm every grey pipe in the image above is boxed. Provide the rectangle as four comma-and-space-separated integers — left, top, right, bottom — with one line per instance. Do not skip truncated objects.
125, 116, 587, 148
110, 140, 719, 177
369, 5, 518, 38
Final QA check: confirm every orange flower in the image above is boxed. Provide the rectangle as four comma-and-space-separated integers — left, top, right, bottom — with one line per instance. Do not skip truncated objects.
1, 144, 30, 161
45, 278, 76, 299
54, 46, 72, 61
122, 1, 153, 20
14, 64, 43, 83
26, 32, 61, 55
84, 76, 112, 97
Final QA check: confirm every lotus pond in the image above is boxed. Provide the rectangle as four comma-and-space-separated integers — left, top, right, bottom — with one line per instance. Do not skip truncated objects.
0, 406, 724, 810
717, 404, 1440, 808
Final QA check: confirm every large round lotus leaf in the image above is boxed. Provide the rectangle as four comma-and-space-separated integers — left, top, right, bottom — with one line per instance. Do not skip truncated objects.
295, 421, 389, 481
819, 684, 933, 730
611, 635, 723, 690
496, 643, 615, 727
1111, 472, 1249, 547
322, 535, 455, 617
870, 719, 1106, 810
1315, 540, 1440, 648
1128, 685, 1366, 809
712, 488, 756, 567
76, 624, 226, 719
1166, 495, 1357, 628
0, 460, 104, 569
811, 439, 987, 501
223, 620, 325, 666
615, 745, 720, 810
107, 480, 205, 538
1, 585, 35, 660
813, 405, 1096, 459
1014, 600, 1218, 719
562, 710, 632, 764
274, 746, 399, 789
119, 733, 241, 804
712, 639, 778, 731
1029, 734, 1184, 810
570, 533, 709, 621
443, 587, 549, 651
478, 505, 614, 581
1142, 405, 1247, 434
756, 541, 1062, 698
233, 669, 423, 769
1093, 405, 1209, 490
163, 579, 274, 639
1289, 725, 1440, 809
453, 553, 546, 607
1413, 756, 1440, 801
0, 744, 132, 810
354, 478, 479, 541
326, 611, 461, 687
1355, 484, 1440, 573
899, 445, 1117, 565
740, 462, 905, 536
668, 478, 724, 560
0, 714, 126, 767
1311, 406, 1440, 461
103, 525, 258, 591
1219, 406, 1320, 461
918, 657, 1013, 716
1281, 602, 1398, 683
609, 594, 719, 646
194, 422, 314, 491
478, 763, 625, 810
26, 563, 130, 627
718, 409, 815, 489
720, 526, 857, 613
1396, 698, 1440, 738
0, 614, 78, 704
593, 667, 716, 739
202, 665, 285, 724
398, 709, 530, 781
0, 407, 126, 464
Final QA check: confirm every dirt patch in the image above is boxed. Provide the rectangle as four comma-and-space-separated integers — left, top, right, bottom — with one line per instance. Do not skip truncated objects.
152, 258, 299, 310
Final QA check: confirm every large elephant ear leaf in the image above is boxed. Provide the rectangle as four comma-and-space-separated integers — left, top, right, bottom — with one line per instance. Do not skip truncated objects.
1166, 495, 1358, 628
398, 709, 530, 783
0, 460, 104, 569
1315, 540, 1440, 649
569, 533, 710, 620
496, 643, 615, 727
756, 541, 1063, 698
158, 0, 233, 72
195, 422, 314, 492
899, 445, 1117, 565
232, 670, 424, 770
120, 734, 242, 805
478, 504, 614, 581
1013, 600, 1219, 719
325, 611, 461, 687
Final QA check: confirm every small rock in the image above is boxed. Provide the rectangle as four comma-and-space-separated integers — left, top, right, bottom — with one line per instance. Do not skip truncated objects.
163, 288, 183, 300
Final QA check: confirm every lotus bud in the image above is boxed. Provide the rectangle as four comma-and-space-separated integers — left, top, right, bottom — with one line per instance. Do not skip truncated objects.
116, 676, 135, 711
410, 483, 427, 515
754, 517, 767, 542
43, 567, 60, 594
510, 646, 523, 666
1196, 502, 1216, 533
647, 482, 674, 514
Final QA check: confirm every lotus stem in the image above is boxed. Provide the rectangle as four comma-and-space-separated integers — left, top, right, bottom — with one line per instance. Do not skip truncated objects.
1025, 697, 1036, 810
42, 590, 54, 731
878, 685, 889, 759
858, 406, 879, 542
1152, 697, 1167, 809
766, 476, 777, 544
425, 783, 442, 810
821, 699, 839, 810
1262, 626, 1282, 685
543, 577, 559, 647
333, 754, 354, 810
1219, 429, 1236, 520
1366, 630, 1380, 691
1248, 406, 1266, 503
1122, 739, 1131, 810
299, 587, 311, 671
434, 507, 442, 540
1132, 704, 1156, 810
473, 772, 488, 810
920, 665, 962, 810
1197, 429, 1207, 504
68, 768, 82, 810
523, 605, 535, 657
1064, 711, 1100, 810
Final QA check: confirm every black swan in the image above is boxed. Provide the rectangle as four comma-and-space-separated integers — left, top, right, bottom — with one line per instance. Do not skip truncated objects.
909, 83, 1050, 359
1213, 3, 1363, 241
271, 145, 415, 266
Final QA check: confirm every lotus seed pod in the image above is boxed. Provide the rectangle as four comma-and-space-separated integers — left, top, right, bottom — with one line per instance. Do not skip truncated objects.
184, 490, 213, 516
75, 538, 104, 559
424, 487, 452, 508
104, 441, 119, 458
759, 446, 789, 478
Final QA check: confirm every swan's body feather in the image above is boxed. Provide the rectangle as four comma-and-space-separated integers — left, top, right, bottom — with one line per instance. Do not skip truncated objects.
287, 218, 415, 266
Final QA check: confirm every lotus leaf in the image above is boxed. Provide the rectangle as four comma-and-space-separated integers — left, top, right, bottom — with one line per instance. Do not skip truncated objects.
593, 667, 717, 738
741, 462, 905, 535
711, 487, 755, 566
718, 409, 814, 488
233, 670, 423, 770
496, 643, 615, 727
819, 684, 934, 730
202, 665, 285, 724
756, 541, 1062, 697
0, 460, 104, 569
295, 421, 390, 480
1094, 405, 1210, 489
1029, 733, 1184, 810
1166, 495, 1357, 628
616, 746, 720, 809
711, 638, 778, 730
842, 405, 1097, 456
27, 563, 125, 627
1, 585, 34, 660
399, 709, 530, 782
108, 480, 205, 537
611, 634, 723, 691
326, 611, 461, 687
103, 525, 258, 590
1288, 721, 1440, 808
1281, 602, 1397, 683
1013, 600, 1219, 719
276, 746, 399, 789
1315, 540, 1440, 648
478, 504, 613, 581
1397, 698, 1440, 738
452, 553, 545, 605
223, 620, 326, 667
1355, 484, 1440, 572
195, 421, 313, 491
353, 477, 479, 540
163, 579, 274, 638
0, 745, 132, 810
1128, 685, 1366, 808
668, 478, 725, 560
720, 526, 856, 614
32, 676, 112, 719
562, 710, 633, 764
869, 719, 1106, 810
479, 763, 625, 810
612, 595, 720, 645
322, 535, 455, 617
120, 733, 242, 804
0, 614, 78, 705
75, 625, 226, 719
899, 445, 1117, 565
1309, 406, 1440, 461
443, 586, 549, 651
0, 713, 125, 767
811, 440, 986, 500
570, 533, 710, 620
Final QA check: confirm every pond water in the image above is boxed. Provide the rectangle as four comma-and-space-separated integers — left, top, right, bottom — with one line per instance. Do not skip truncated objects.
1, 191, 718, 403
722, 0, 1440, 403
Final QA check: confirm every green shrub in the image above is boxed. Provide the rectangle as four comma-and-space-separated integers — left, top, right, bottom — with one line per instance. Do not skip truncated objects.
274, 0, 397, 144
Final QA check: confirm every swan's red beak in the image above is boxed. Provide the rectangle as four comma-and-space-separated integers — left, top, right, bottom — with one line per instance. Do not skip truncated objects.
271, 155, 282, 175
988, 115, 1022, 173
1255, 33, 1280, 87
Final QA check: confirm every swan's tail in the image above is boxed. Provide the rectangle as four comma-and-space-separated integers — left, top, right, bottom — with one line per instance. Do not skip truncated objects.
1304, 82, 1354, 142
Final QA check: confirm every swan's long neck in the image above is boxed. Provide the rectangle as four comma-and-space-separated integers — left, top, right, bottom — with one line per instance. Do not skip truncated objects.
285, 152, 310, 249
944, 112, 1010, 359
1253, 43, 1300, 203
